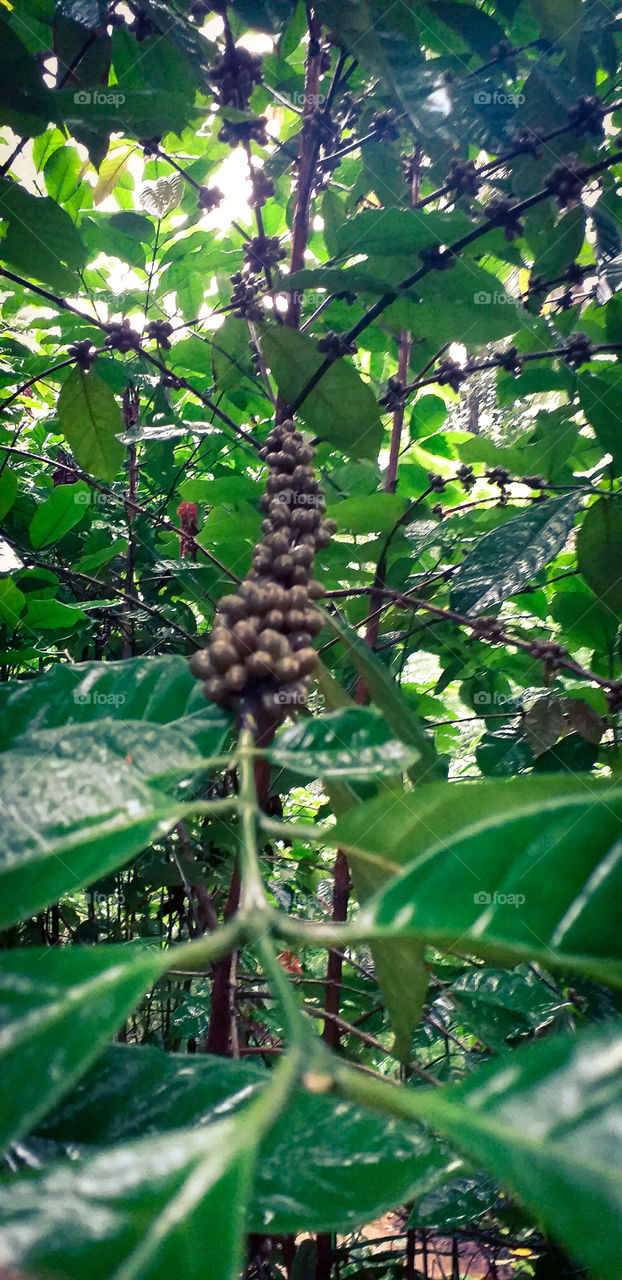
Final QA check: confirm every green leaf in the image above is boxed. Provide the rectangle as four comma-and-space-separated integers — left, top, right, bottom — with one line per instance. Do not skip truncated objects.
0, 19, 56, 136
424, 1, 507, 56
0, 729, 194, 929
335, 208, 473, 260
21, 597, 88, 630
0, 1058, 297, 1280
0, 179, 87, 293
0, 946, 166, 1154
351, 774, 622, 986
43, 145, 81, 204
578, 371, 622, 473
325, 493, 407, 535
0, 657, 231, 927
0, 578, 25, 626
269, 709, 419, 779
450, 493, 581, 616
36, 1045, 459, 1235
258, 323, 382, 459
412, 1020, 622, 1280
324, 611, 440, 780
0, 654, 226, 750
0, 469, 17, 519
577, 498, 622, 616
28, 481, 91, 548
532, 206, 585, 281
57, 366, 125, 482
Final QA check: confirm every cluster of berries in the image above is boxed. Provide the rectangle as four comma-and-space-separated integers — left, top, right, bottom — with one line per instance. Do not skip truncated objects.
189, 420, 336, 722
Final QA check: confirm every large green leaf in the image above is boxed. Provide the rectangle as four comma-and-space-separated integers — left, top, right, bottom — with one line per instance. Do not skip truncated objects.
0, 20, 56, 136
0, 179, 87, 293
29, 481, 91, 548
0, 655, 230, 751
35, 1045, 459, 1235
577, 497, 622, 616
57, 366, 126, 483
450, 493, 581, 616
409, 1020, 622, 1280
0, 947, 166, 1154
258, 324, 382, 459
336, 774, 622, 985
0, 1058, 298, 1280
334, 209, 474, 260
0, 729, 194, 930
269, 709, 419, 779
578, 372, 622, 474
0, 658, 231, 927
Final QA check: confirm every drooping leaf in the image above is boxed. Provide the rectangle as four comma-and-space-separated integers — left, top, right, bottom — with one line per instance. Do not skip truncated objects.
57, 366, 125, 482
28, 481, 91, 548
577, 498, 622, 616
0, 178, 87, 292
258, 324, 382, 459
324, 610, 440, 780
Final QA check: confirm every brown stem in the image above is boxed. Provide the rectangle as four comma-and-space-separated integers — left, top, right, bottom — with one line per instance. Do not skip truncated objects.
285, 12, 323, 332
321, 849, 349, 1049
204, 861, 241, 1057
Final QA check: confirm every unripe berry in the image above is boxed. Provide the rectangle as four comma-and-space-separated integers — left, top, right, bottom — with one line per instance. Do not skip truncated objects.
189, 649, 212, 679
224, 664, 247, 692
210, 641, 238, 672
204, 676, 228, 704
263, 609, 285, 630
273, 554, 294, 578
296, 647, 317, 676
275, 656, 299, 682
246, 650, 274, 678
232, 619, 259, 653
291, 545, 314, 568
304, 609, 323, 634
260, 629, 288, 656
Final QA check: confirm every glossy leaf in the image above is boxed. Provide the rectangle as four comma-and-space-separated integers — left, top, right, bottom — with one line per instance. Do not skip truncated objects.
36, 1045, 460, 1234
450, 494, 581, 616
0, 655, 230, 751
0, 947, 166, 1153
412, 1020, 622, 1279
269, 708, 419, 779
337, 774, 622, 985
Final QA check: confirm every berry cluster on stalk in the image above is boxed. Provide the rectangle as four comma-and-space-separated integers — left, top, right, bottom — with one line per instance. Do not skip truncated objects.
189, 420, 336, 726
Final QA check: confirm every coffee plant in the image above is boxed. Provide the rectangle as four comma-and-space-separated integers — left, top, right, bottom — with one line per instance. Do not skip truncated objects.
1, 1, 622, 1276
